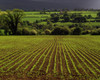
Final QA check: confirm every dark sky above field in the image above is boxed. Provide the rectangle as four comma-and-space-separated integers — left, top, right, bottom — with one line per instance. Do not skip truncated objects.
0, 0, 100, 10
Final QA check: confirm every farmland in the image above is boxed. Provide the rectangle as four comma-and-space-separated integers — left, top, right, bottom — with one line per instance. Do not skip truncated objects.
0, 36, 100, 80
1, 10, 100, 27
22, 11, 100, 27
23, 11, 98, 22
23, 11, 58, 22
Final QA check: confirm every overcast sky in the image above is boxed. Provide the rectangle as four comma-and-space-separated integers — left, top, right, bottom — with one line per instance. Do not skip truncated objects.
0, 0, 100, 10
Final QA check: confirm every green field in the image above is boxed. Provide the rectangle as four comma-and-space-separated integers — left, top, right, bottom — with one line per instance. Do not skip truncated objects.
68, 11, 98, 17
0, 36, 100, 80
23, 12, 58, 22
1, 11, 100, 26
22, 11, 100, 27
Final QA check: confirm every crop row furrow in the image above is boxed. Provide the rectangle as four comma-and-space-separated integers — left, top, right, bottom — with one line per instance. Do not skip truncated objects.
67, 42, 88, 75
65, 44, 80, 75
15, 41, 51, 71
53, 44, 58, 73
77, 47, 100, 67
30, 42, 53, 72
66, 41, 90, 76
46, 43, 56, 73
66, 40, 97, 76
77, 49, 100, 73
75, 40, 100, 60
23, 41, 52, 72
0, 53, 25, 71
62, 44, 71, 74
75, 49, 98, 76
0, 40, 47, 62
7, 53, 31, 71
77, 40, 100, 61
39, 43, 54, 71
59, 43, 63, 74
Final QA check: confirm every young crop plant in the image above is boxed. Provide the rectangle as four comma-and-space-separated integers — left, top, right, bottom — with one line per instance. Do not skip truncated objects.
0, 36, 100, 80
30, 42, 53, 72
62, 44, 71, 74
79, 45, 100, 65
65, 38, 99, 75
17, 41, 48, 71
77, 41, 100, 64
67, 41, 97, 76
53, 44, 58, 73
0, 49, 21, 63
23, 41, 51, 71
64, 44, 80, 75
59, 43, 63, 74
46, 43, 56, 73
0, 52, 22, 65
66, 41, 89, 76
0, 49, 24, 63
0, 53, 25, 71
7, 54, 29, 71
71, 39, 100, 73
76, 47, 100, 73
39, 42, 54, 71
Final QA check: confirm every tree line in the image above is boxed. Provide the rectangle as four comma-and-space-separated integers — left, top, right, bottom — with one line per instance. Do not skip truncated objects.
0, 9, 100, 35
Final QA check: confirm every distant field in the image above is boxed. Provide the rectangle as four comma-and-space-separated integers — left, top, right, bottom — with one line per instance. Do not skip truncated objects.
68, 11, 98, 17
1, 11, 100, 26
23, 11, 98, 22
38, 22, 100, 27
0, 36, 100, 80
23, 12, 59, 22
22, 11, 100, 27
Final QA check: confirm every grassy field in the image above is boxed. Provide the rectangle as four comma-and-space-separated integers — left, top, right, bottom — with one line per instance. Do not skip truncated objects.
68, 11, 98, 17
23, 12, 58, 22
1, 11, 100, 26
22, 11, 100, 26
0, 36, 100, 80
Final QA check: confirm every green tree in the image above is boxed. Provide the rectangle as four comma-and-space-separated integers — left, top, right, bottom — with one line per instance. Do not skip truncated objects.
30, 29, 37, 35
97, 12, 100, 17
73, 16, 87, 23
0, 29, 4, 35
72, 27, 82, 35
51, 27, 70, 35
91, 28, 100, 35
87, 15, 92, 19
71, 13, 82, 19
63, 11, 68, 17
22, 28, 30, 35
0, 14, 5, 26
0, 14, 9, 35
4, 9, 24, 35
82, 30, 91, 35
4, 26, 10, 35
16, 28, 22, 35
50, 13, 59, 22
63, 16, 70, 22
45, 29, 51, 35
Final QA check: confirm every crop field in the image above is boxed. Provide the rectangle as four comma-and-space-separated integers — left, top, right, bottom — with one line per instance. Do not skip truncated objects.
23, 12, 57, 22
23, 11, 98, 22
38, 22, 100, 27
22, 11, 100, 26
1, 11, 100, 26
0, 36, 100, 80
0, 11, 99, 22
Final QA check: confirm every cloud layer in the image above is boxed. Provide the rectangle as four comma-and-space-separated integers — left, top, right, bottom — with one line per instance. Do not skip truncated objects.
0, 0, 99, 10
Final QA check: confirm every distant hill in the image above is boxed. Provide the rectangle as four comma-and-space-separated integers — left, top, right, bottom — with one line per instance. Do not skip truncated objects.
0, 0, 99, 10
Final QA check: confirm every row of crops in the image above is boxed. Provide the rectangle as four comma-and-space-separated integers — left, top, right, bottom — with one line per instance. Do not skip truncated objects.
0, 36, 100, 79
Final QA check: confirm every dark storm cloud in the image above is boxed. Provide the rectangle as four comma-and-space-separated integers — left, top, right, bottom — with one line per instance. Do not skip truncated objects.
0, 0, 100, 10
